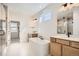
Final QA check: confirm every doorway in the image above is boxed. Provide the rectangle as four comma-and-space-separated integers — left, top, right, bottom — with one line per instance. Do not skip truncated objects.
10, 21, 20, 43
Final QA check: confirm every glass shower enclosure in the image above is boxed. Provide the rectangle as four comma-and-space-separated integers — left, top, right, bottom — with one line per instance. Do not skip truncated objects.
0, 20, 6, 55
0, 3, 7, 56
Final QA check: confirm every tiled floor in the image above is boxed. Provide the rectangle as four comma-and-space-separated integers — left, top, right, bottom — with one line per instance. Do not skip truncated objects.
3, 42, 36, 56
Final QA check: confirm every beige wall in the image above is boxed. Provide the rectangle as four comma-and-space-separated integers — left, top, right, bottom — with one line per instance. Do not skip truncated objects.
31, 4, 59, 40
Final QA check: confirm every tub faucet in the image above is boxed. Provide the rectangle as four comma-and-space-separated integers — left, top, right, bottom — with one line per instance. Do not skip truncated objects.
39, 36, 44, 40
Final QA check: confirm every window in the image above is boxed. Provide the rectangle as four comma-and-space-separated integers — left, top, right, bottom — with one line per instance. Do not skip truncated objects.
39, 12, 51, 22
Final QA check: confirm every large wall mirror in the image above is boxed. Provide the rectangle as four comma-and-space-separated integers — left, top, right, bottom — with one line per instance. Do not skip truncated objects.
57, 11, 73, 36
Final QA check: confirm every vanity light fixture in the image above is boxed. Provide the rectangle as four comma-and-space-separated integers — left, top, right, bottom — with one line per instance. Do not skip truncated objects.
63, 3, 67, 7
63, 3, 73, 7
67, 17, 70, 20
33, 18, 37, 21
63, 17, 65, 19
62, 3, 74, 11
70, 3, 73, 4
34, 18, 37, 20
59, 3, 79, 12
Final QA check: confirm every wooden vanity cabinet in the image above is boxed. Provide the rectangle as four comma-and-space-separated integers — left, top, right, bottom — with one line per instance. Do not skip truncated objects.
62, 45, 79, 56
50, 42, 61, 56
50, 37, 79, 56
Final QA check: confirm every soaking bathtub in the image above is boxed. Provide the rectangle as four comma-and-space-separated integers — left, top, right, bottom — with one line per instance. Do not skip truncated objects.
29, 38, 50, 56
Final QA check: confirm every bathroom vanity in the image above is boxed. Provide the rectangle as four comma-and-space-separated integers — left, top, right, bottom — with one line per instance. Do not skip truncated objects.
50, 5, 79, 56
50, 36, 79, 56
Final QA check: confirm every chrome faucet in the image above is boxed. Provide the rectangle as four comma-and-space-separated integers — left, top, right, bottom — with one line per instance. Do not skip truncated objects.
67, 32, 71, 37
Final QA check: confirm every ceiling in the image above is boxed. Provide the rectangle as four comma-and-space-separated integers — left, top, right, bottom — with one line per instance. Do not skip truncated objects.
7, 3, 49, 17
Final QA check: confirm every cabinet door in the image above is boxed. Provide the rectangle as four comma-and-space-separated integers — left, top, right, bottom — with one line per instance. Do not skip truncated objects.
62, 45, 79, 56
50, 42, 61, 56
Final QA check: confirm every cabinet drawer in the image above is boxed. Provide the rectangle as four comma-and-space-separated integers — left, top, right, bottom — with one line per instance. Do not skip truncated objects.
62, 45, 79, 56
50, 37, 56, 42
70, 41, 79, 48
50, 42, 61, 56
56, 39, 69, 45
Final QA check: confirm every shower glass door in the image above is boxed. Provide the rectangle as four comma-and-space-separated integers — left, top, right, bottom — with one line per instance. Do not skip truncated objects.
0, 3, 7, 56
0, 20, 6, 55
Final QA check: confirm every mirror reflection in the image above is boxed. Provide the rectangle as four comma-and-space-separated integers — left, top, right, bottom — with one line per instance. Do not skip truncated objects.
57, 12, 73, 36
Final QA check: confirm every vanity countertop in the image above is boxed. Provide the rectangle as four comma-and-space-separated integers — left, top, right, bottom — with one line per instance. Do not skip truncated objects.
51, 35, 79, 42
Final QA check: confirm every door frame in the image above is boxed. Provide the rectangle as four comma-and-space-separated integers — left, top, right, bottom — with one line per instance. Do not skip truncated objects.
10, 21, 20, 40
